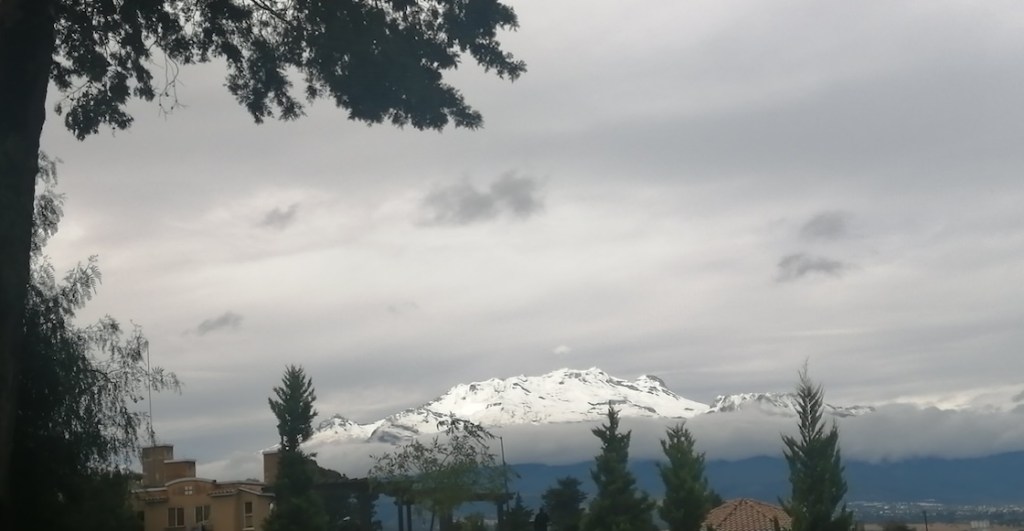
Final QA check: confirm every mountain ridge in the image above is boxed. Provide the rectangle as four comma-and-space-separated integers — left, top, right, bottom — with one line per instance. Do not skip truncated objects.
309, 367, 874, 445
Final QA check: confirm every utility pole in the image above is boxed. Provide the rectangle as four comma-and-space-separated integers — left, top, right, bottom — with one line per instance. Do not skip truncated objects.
922, 509, 929, 531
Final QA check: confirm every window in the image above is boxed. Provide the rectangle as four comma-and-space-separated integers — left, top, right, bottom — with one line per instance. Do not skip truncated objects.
167, 507, 185, 528
194, 505, 211, 523
243, 501, 254, 529
183, 485, 194, 495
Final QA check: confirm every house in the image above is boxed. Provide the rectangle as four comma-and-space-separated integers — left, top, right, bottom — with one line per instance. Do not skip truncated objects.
703, 498, 792, 531
133, 444, 274, 531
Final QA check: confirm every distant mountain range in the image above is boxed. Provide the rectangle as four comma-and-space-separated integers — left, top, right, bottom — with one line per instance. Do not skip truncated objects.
309, 367, 875, 445
706, 392, 874, 417
299, 368, 1024, 508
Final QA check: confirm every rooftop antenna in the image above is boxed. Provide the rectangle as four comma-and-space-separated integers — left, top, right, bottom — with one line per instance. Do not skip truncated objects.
144, 335, 156, 446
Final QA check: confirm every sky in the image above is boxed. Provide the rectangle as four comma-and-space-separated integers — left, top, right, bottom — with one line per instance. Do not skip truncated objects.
39, 0, 1024, 466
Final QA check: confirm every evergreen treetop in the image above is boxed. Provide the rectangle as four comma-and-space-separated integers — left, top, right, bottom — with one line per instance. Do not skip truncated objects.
583, 406, 655, 531
780, 366, 855, 531
265, 365, 329, 531
658, 422, 714, 531
269, 364, 318, 452
542, 476, 587, 531
505, 493, 535, 531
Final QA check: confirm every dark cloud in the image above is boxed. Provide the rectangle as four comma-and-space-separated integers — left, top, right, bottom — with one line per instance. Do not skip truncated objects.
259, 204, 299, 230
800, 211, 850, 241
421, 173, 544, 226
194, 311, 244, 335
777, 253, 850, 282
489, 173, 545, 217
1014, 389, 1024, 403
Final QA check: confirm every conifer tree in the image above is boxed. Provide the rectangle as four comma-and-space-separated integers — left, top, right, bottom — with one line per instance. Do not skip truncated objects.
657, 422, 714, 531
542, 477, 587, 531
583, 406, 655, 531
265, 365, 328, 531
505, 493, 535, 531
780, 366, 855, 531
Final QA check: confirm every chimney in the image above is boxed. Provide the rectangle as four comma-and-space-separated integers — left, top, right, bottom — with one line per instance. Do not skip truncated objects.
263, 450, 281, 485
140, 444, 174, 487
163, 459, 197, 482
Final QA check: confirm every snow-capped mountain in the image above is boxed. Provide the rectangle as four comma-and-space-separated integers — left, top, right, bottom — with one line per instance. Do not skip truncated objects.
884, 385, 1024, 414
707, 392, 875, 417
308, 368, 710, 445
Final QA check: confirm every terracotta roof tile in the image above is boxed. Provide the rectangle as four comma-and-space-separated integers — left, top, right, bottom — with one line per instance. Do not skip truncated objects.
703, 499, 792, 531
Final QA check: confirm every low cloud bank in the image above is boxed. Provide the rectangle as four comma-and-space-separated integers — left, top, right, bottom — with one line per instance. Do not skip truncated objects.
198, 406, 1024, 479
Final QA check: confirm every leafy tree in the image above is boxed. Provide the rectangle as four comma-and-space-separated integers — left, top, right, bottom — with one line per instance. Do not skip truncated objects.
265, 365, 329, 531
0, 0, 525, 519
371, 417, 508, 531
504, 493, 534, 531
657, 422, 714, 531
542, 477, 587, 531
583, 406, 655, 531
779, 366, 855, 531
14, 155, 180, 531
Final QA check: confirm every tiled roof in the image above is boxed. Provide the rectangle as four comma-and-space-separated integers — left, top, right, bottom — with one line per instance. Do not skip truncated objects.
703, 498, 791, 531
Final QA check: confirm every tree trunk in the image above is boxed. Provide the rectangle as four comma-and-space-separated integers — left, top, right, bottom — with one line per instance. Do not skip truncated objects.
0, 0, 57, 528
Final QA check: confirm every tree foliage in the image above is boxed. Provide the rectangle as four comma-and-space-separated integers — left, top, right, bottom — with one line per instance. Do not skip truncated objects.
269, 364, 318, 451
542, 477, 587, 531
13, 155, 180, 530
504, 493, 534, 531
44, 0, 526, 139
780, 366, 855, 531
583, 406, 655, 531
0, 3, 525, 523
657, 422, 715, 531
370, 417, 508, 530
265, 364, 329, 531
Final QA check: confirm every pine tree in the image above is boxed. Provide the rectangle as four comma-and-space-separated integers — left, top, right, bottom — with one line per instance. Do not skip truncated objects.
265, 365, 329, 531
505, 493, 535, 531
583, 406, 655, 531
657, 423, 714, 531
542, 477, 587, 531
780, 366, 855, 531
269, 365, 318, 451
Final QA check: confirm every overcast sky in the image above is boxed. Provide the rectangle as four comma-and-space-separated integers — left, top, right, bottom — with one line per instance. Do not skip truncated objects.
40, 0, 1024, 464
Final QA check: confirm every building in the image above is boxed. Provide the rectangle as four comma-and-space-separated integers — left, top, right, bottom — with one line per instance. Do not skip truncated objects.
703, 498, 792, 531
133, 444, 274, 531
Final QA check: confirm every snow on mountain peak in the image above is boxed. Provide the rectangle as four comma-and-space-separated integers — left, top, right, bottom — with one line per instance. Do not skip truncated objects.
308, 367, 709, 445
707, 392, 874, 417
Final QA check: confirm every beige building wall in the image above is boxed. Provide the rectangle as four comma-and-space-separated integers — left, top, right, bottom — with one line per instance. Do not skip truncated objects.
134, 445, 273, 531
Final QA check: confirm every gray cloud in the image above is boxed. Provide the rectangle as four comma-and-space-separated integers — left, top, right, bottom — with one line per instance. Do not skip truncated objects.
777, 253, 850, 281
259, 204, 299, 230
489, 173, 545, 217
194, 311, 244, 336
800, 211, 850, 241
421, 173, 544, 226
387, 301, 420, 316
1014, 389, 1024, 403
